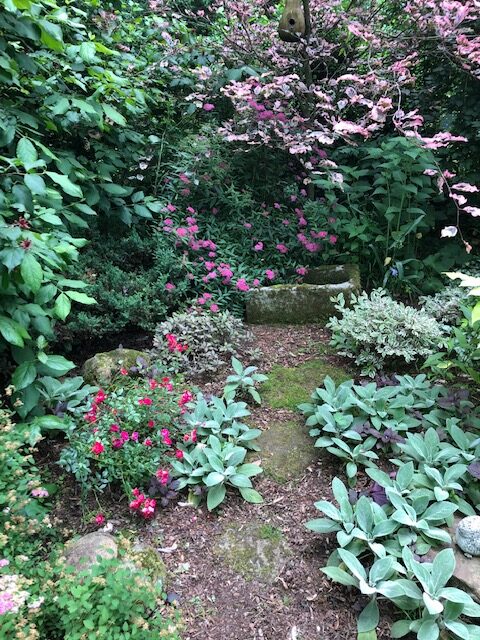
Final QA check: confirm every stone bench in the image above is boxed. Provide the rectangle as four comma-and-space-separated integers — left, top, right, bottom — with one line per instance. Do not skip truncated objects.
246, 264, 360, 324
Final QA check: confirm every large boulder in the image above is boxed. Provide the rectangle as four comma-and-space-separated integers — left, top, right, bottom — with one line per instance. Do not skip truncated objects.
246, 264, 360, 324
64, 532, 118, 572
83, 348, 150, 386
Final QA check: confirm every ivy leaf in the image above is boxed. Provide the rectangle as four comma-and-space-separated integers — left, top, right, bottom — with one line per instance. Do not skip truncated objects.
21, 253, 43, 293
46, 172, 83, 198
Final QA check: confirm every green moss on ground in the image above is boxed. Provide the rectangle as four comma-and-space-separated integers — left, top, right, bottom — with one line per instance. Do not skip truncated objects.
257, 419, 318, 484
261, 357, 350, 410
214, 522, 291, 583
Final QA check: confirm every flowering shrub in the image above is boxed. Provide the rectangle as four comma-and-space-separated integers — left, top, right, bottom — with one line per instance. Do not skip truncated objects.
0, 552, 181, 640
59, 378, 193, 495
0, 408, 57, 560
328, 289, 446, 375
152, 307, 255, 377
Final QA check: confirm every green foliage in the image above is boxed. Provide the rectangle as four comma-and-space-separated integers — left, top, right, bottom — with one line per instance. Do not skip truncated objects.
152, 308, 254, 377
1, 553, 180, 640
420, 286, 469, 325
59, 378, 186, 495
37, 375, 98, 417
313, 137, 462, 294
223, 356, 268, 404
303, 372, 480, 639
172, 434, 263, 510
328, 290, 446, 375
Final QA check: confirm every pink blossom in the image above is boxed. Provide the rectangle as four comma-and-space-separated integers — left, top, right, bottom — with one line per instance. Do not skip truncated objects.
296, 266, 308, 276
166, 203, 176, 213
253, 278, 261, 287
164, 218, 173, 226
244, 222, 252, 229
203, 103, 215, 111
265, 269, 275, 281
156, 469, 170, 485
176, 227, 188, 237
144, 438, 153, 447
276, 243, 288, 254
210, 304, 219, 312
175, 449, 184, 459
236, 278, 250, 292
253, 242, 263, 251
31, 488, 49, 498
95, 513, 105, 526
165, 282, 176, 291
329, 235, 338, 245
131, 431, 139, 442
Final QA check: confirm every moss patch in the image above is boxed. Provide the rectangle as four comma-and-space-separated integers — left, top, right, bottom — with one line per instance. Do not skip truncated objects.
214, 522, 291, 583
261, 357, 350, 410
83, 348, 150, 386
257, 419, 317, 484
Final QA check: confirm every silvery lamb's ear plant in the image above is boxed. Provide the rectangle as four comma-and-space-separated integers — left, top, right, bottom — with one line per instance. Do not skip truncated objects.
393, 428, 464, 470
223, 357, 268, 404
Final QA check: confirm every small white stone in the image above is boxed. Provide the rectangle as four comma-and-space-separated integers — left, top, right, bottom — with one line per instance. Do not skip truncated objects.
456, 516, 480, 556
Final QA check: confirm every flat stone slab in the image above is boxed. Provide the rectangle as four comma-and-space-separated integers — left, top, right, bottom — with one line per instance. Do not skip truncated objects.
246, 264, 360, 324
64, 532, 118, 572
257, 419, 318, 483
83, 348, 150, 386
215, 521, 291, 583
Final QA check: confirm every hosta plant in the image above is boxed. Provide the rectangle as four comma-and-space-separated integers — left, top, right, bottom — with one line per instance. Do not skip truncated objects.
223, 357, 268, 404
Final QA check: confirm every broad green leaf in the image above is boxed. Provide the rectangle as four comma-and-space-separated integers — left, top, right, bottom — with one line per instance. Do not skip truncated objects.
229, 474, 252, 488
321, 566, 358, 587
24, 173, 46, 194
12, 361, 36, 390
54, 293, 71, 320
79, 42, 97, 63
65, 291, 97, 305
17, 138, 37, 166
0, 316, 28, 347
417, 620, 439, 640
46, 172, 83, 198
238, 487, 263, 503
102, 103, 126, 126
21, 253, 43, 293
207, 484, 226, 511
357, 600, 379, 633
204, 472, 225, 487
39, 355, 74, 375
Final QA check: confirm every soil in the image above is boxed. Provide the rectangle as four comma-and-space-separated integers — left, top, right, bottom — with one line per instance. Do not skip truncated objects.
39, 324, 396, 640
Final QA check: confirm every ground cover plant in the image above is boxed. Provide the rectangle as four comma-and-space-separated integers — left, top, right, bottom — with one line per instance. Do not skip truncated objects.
301, 374, 480, 638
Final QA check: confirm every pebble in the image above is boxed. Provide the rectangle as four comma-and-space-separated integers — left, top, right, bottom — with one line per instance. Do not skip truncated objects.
456, 516, 480, 556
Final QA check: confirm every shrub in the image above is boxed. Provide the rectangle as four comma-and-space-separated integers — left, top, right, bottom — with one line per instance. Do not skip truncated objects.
152, 308, 254, 377
420, 285, 468, 325
327, 289, 446, 375
0, 552, 180, 640
59, 378, 191, 495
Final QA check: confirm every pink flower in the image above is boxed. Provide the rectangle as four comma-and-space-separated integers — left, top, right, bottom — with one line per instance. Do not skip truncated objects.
176, 227, 188, 237
95, 513, 105, 526
253, 242, 263, 251
131, 431, 139, 442
144, 438, 153, 447
253, 278, 260, 287
179, 173, 190, 184
265, 269, 275, 281
120, 367, 128, 376
175, 450, 184, 459
148, 420, 155, 428
329, 235, 338, 245
296, 266, 308, 276
95, 390, 106, 404
244, 222, 252, 229
0, 559, 9, 568
165, 282, 176, 291
210, 303, 219, 312
156, 469, 170, 485
236, 278, 250, 292
179, 390, 194, 406
112, 438, 123, 449
91, 441, 104, 455
110, 424, 119, 432
31, 488, 49, 498
164, 218, 173, 226
139, 397, 153, 406
166, 203, 176, 212
282, 219, 290, 225
274, 202, 281, 209
276, 243, 288, 254
120, 430, 129, 442
203, 103, 215, 111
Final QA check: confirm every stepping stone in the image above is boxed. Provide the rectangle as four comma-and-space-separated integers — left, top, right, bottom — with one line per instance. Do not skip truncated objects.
257, 419, 318, 484
215, 521, 291, 583
246, 264, 360, 324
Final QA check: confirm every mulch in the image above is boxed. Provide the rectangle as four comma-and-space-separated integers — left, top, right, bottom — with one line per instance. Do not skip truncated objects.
40, 324, 395, 640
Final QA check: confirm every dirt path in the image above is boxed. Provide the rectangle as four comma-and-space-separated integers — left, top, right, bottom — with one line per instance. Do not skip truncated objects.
136, 325, 393, 640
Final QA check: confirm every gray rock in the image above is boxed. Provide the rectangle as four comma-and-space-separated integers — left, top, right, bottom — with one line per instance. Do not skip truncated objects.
256, 419, 318, 484
64, 533, 118, 572
83, 348, 150, 386
456, 516, 480, 556
427, 517, 480, 602
246, 264, 360, 324
215, 521, 291, 583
